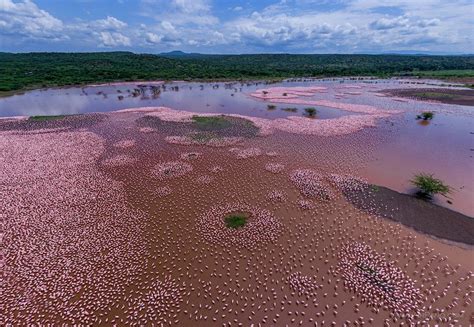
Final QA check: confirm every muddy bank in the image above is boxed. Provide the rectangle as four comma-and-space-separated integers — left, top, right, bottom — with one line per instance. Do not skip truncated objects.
346, 185, 474, 245
382, 88, 474, 106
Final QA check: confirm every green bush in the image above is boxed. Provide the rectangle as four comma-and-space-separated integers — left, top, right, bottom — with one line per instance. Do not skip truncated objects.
304, 107, 317, 117
267, 104, 276, 110
411, 173, 451, 198
225, 213, 248, 229
416, 111, 434, 120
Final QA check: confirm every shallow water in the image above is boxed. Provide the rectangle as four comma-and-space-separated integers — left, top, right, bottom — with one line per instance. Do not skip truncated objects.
1, 78, 472, 216
2, 102, 473, 325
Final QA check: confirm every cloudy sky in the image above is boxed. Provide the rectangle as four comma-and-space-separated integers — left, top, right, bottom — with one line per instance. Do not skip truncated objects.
1, 0, 473, 54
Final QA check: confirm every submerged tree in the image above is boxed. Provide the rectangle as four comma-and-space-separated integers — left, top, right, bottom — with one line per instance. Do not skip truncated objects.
304, 107, 317, 117
416, 111, 434, 120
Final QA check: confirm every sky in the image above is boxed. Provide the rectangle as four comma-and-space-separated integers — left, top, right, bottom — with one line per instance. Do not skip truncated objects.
0, 0, 473, 54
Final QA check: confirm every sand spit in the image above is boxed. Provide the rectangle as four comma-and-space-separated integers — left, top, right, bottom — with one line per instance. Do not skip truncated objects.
118, 106, 386, 137
250, 86, 402, 116
346, 185, 474, 245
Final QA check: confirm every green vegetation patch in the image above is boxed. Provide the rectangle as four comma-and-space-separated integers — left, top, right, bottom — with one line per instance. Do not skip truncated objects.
281, 107, 298, 112
224, 213, 248, 229
192, 115, 232, 131
414, 92, 455, 99
416, 111, 434, 120
29, 115, 67, 121
304, 107, 317, 117
2, 52, 473, 94
411, 173, 451, 198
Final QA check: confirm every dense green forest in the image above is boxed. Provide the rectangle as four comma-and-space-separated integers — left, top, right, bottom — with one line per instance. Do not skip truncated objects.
0, 52, 473, 93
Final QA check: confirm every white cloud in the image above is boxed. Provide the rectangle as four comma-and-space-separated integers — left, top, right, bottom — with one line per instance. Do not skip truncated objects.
1, 0, 473, 53
0, 0, 64, 40
140, 0, 218, 26
145, 32, 162, 44
91, 16, 127, 30
171, 0, 210, 14
98, 31, 131, 47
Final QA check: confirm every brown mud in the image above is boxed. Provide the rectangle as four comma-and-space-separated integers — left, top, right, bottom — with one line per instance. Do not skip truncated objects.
383, 88, 474, 106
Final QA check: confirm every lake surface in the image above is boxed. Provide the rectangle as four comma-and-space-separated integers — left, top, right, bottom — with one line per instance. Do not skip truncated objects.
1, 78, 473, 215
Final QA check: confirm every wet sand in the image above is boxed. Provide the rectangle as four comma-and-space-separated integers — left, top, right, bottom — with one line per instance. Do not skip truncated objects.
383, 88, 474, 106
345, 185, 474, 245
2, 107, 473, 326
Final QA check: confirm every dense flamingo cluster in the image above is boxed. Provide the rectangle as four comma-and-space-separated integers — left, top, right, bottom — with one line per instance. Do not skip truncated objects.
337, 242, 423, 322
230, 147, 263, 159
268, 190, 286, 203
290, 169, 333, 200
152, 161, 193, 180
165, 135, 243, 147
265, 162, 285, 174
288, 272, 319, 297
113, 139, 136, 148
328, 173, 369, 193
2, 130, 153, 325
125, 276, 184, 326
102, 154, 136, 167
197, 203, 282, 251
180, 152, 202, 160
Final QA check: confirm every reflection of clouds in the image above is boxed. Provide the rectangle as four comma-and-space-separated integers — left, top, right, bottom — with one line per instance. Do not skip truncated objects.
0, 93, 90, 117
1, 79, 470, 119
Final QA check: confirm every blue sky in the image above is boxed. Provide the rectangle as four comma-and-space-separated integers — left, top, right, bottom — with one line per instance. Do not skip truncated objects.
0, 0, 473, 54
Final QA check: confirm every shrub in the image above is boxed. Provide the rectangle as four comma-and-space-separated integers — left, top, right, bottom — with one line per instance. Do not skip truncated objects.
267, 104, 277, 110
304, 107, 317, 117
192, 115, 231, 131
411, 173, 451, 198
225, 213, 248, 229
281, 107, 298, 112
29, 115, 66, 121
416, 111, 434, 120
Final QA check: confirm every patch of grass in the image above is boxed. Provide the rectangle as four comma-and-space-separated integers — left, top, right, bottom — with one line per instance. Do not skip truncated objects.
414, 92, 455, 99
281, 107, 298, 112
267, 104, 277, 110
416, 111, 434, 120
370, 185, 380, 193
224, 213, 248, 229
192, 115, 232, 131
411, 173, 451, 198
304, 107, 317, 117
29, 115, 67, 121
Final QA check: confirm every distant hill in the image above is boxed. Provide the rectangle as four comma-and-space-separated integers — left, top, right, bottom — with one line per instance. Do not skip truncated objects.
159, 50, 211, 58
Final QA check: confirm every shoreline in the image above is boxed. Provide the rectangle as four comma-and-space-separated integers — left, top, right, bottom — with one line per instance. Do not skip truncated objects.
346, 185, 474, 246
